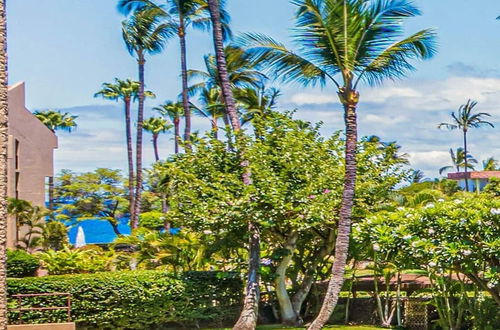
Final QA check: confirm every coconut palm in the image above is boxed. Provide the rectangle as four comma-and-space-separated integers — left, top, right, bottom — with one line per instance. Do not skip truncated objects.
482, 157, 499, 171
0, 0, 8, 323
33, 110, 78, 133
194, 88, 226, 139
122, 6, 174, 228
154, 101, 184, 154
118, 0, 231, 149
240, 1, 436, 327
207, 1, 257, 328
143, 117, 172, 161
439, 148, 477, 175
438, 100, 494, 191
95, 78, 156, 219
236, 86, 280, 126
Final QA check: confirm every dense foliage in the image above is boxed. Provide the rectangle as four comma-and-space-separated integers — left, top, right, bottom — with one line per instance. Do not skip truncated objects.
6, 250, 39, 278
8, 271, 242, 329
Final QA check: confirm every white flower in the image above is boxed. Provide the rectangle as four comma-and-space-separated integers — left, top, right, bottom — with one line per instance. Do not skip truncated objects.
454, 199, 463, 204
403, 234, 412, 240
487, 282, 496, 289
203, 230, 213, 235
411, 241, 419, 248
490, 208, 500, 215
261, 258, 272, 266
372, 243, 381, 252
406, 214, 413, 218
429, 261, 437, 267
397, 207, 405, 211
462, 249, 472, 256
424, 203, 435, 209
428, 229, 435, 235
438, 199, 445, 202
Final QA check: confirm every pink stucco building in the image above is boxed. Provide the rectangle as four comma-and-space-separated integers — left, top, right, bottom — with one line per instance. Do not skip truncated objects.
7, 82, 58, 248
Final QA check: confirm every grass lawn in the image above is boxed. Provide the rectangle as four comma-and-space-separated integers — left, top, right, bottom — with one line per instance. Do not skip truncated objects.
205, 325, 382, 330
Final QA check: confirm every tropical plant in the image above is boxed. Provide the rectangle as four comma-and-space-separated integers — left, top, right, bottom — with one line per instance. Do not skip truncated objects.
439, 147, 477, 175
438, 100, 494, 191
240, 1, 436, 327
0, 0, 7, 325
33, 109, 78, 133
54, 169, 129, 236
193, 88, 226, 139
37, 245, 111, 275
7, 198, 49, 252
143, 117, 172, 161
154, 101, 184, 154
409, 169, 426, 183
118, 0, 231, 149
122, 6, 173, 228
236, 86, 280, 126
41, 221, 68, 251
95, 78, 155, 219
483, 157, 499, 171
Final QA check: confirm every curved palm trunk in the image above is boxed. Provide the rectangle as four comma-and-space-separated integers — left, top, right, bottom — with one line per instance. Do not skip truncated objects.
0, 1, 8, 326
463, 130, 469, 192
179, 23, 191, 151
207, 1, 259, 329
174, 118, 180, 154
152, 133, 160, 161
308, 90, 359, 330
132, 55, 146, 229
124, 98, 135, 220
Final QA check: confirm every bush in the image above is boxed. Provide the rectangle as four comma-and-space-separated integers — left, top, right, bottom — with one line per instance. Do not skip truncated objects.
8, 270, 242, 329
7, 249, 39, 278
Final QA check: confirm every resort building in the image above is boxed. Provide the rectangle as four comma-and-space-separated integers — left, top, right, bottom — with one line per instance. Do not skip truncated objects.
7, 82, 58, 248
447, 171, 500, 192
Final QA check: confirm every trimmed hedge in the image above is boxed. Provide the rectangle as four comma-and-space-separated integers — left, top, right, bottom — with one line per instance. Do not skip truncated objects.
7, 249, 40, 278
8, 270, 242, 329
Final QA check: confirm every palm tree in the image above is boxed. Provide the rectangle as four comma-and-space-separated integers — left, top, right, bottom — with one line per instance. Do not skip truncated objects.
439, 148, 477, 175
154, 101, 184, 154
143, 117, 172, 161
241, 1, 436, 327
194, 88, 226, 139
482, 157, 498, 171
95, 78, 155, 219
0, 0, 8, 325
207, 1, 258, 328
33, 109, 78, 212
122, 6, 173, 228
438, 100, 494, 191
33, 110, 78, 133
236, 86, 280, 126
118, 0, 231, 149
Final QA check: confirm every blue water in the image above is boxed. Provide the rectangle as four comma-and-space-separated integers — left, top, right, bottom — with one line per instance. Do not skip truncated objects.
67, 218, 131, 245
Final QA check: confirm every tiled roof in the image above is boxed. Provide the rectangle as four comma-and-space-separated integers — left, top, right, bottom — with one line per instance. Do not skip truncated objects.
448, 171, 500, 180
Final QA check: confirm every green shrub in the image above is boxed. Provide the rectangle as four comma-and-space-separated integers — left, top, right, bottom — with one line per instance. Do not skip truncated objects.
7, 249, 39, 278
8, 270, 242, 329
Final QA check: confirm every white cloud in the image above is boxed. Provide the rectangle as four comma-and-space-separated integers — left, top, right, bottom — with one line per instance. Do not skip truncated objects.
291, 93, 337, 105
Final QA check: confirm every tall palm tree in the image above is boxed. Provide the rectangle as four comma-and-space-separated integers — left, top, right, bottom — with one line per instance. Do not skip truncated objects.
118, 0, 231, 149
439, 147, 477, 175
483, 157, 499, 171
154, 101, 184, 154
207, 1, 258, 329
438, 100, 494, 191
95, 78, 155, 219
122, 6, 173, 228
33, 110, 78, 133
0, 0, 7, 326
194, 88, 226, 139
236, 86, 280, 126
143, 117, 172, 161
241, 1, 436, 327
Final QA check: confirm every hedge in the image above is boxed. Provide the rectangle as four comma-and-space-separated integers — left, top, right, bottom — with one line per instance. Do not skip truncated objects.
7, 249, 40, 278
8, 270, 242, 329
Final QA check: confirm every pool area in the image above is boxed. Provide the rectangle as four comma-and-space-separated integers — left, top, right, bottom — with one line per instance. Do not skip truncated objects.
67, 218, 131, 245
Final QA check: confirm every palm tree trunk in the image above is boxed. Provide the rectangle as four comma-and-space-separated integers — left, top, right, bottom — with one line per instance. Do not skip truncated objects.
124, 98, 135, 221
463, 130, 469, 192
211, 116, 219, 140
308, 91, 359, 330
0, 1, 8, 326
153, 134, 159, 161
207, 1, 259, 329
132, 54, 146, 229
179, 23, 191, 151
174, 118, 180, 154
48, 176, 54, 212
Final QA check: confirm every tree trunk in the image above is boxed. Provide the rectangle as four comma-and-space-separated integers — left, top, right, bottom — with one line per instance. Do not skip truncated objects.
207, 1, 258, 329
48, 176, 54, 212
179, 23, 191, 151
110, 220, 122, 237
274, 232, 299, 325
174, 118, 180, 154
211, 115, 219, 140
124, 98, 135, 221
152, 134, 159, 161
463, 130, 469, 192
308, 89, 359, 330
0, 1, 8, 327
132, 54, 146, 229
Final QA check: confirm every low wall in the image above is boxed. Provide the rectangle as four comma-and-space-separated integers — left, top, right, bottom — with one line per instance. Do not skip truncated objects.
8, 323, 75, 330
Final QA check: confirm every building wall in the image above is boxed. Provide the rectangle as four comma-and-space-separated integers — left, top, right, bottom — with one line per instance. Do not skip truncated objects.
7, 82, 58, 248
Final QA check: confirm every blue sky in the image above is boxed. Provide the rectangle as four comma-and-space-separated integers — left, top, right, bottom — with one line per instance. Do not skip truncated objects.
7, 0, 500, 178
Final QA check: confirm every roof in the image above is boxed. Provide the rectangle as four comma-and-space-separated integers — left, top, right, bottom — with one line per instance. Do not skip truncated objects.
447, 171, 500, 180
